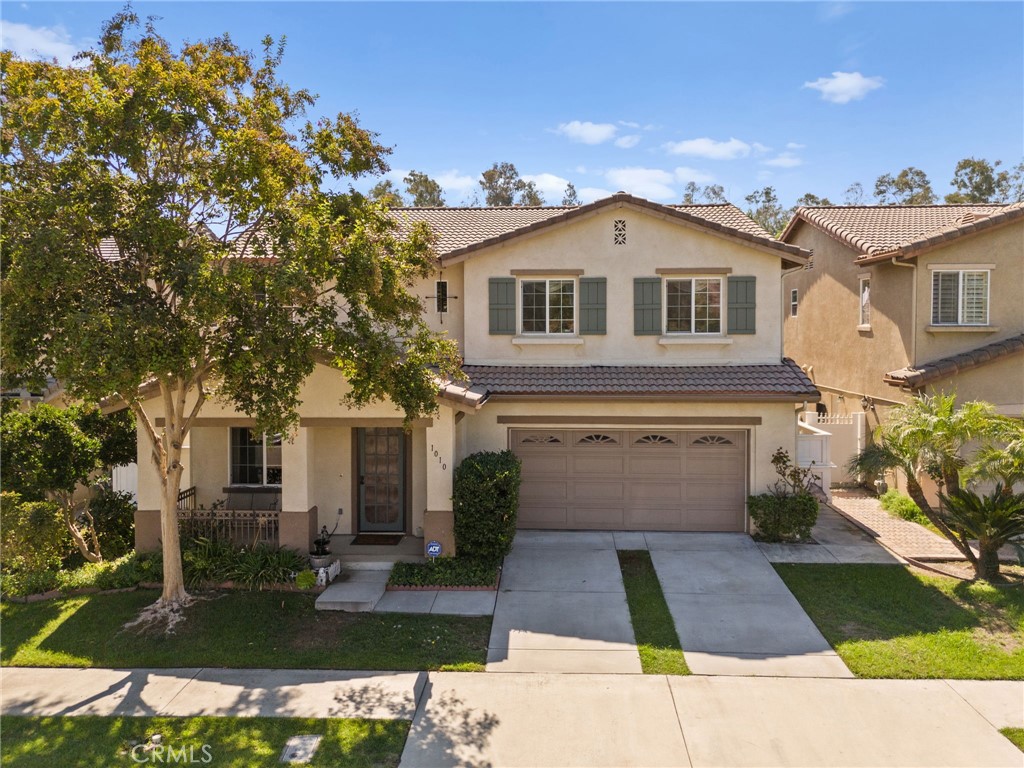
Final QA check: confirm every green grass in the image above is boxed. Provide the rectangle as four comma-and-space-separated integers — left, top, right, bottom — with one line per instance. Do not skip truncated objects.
617, 550, 690, 675
388, 557, 499, 588
1, 589, 488, 672
0, 715, 408, 767
1002, 728, 1024, 752
776, 564, 1024, 679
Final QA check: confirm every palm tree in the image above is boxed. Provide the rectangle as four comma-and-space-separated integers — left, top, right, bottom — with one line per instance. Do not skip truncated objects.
938, 486, 1024, 581
849, 393, 1006, 578
964, 418, 1024, 494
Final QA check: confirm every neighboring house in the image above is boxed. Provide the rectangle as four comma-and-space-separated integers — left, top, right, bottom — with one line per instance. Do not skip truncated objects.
134, 193, 818, 551
781, 203, 1024, 489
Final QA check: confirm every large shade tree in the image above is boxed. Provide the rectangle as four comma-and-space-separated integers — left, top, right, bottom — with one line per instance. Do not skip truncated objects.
1, 12, 461, 610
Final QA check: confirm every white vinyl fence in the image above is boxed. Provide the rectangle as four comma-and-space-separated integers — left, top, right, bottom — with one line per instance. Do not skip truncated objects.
112, 463, 138, 504
800, 411, 868, 484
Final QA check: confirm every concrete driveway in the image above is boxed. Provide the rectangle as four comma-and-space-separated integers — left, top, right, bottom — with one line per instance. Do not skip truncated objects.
647, 533, 853, 677
486, 531, 641, 673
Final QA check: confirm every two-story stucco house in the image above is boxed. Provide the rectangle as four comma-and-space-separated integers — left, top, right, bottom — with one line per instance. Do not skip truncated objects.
781, 203, 1024, 424
134, 193, 818, 552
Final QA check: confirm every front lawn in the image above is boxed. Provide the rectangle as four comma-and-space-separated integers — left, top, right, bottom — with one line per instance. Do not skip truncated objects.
1, 589, 489, 671
618, 550, 690, 675
1002, 728, 1024, 752
776, 564, 1024, 679
0, 715, 407, 768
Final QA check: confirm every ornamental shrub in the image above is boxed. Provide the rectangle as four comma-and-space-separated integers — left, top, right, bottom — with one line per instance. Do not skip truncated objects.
879, 490, 930, 526
0, 491, 67, 574
748, 493, 819, 542
453, 450, 522, 562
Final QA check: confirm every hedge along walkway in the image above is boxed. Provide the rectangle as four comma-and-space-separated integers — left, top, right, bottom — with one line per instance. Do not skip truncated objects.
617, 551, 689, 675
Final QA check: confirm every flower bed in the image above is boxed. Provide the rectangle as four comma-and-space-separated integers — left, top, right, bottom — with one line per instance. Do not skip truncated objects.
388, 558, 500, 589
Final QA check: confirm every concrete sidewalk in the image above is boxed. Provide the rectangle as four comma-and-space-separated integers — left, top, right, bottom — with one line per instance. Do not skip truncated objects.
3, 668, 1022, 767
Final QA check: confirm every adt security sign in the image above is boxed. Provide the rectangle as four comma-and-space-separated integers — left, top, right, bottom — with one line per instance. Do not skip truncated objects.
426, 540, 443, 558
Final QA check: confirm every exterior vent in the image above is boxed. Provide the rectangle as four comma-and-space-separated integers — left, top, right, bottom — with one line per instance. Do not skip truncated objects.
613, 219, 626, 245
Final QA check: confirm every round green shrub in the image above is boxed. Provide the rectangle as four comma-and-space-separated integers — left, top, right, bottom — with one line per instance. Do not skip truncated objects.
0, 491, 67, 575
295, 569, 317, 589
453, 450, 522, 563
748, 492, 819, 542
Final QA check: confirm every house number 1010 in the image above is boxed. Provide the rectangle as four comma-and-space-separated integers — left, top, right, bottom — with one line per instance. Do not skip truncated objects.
430, 444, 446, 471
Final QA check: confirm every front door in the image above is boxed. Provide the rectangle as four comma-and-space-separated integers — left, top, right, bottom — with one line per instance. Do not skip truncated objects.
357, 427, 406, 532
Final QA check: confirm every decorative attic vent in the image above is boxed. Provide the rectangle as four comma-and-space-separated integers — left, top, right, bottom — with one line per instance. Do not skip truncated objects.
613, 219, 626, 245
521, 434, 562, 445
577, 433, 618, 445
635, 434, 676, 446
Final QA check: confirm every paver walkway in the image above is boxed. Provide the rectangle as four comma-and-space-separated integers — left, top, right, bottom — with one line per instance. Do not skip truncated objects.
647, 533, 853, 677
486, 531, 641, 674
758, 504, 905, 564
4, 668, 1022, 767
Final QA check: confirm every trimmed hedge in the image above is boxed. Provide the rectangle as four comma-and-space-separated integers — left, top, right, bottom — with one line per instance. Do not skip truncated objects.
389, 558, 499, 588
453, 450, 521, 562
0, 492, 66, 575
748, 492, 818, 542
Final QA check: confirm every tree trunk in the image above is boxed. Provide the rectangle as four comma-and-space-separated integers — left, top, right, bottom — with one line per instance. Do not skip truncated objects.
906, 476, 978, 567
160, 451, 188, 604
975, 539, 1002, 582
58, 494, 102, 563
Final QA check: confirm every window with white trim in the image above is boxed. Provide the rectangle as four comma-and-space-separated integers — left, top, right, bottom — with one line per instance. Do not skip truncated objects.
665, 277, 722, 334
230, 428, 282, 486
790, 288, 798, 317
521, 279, 575, 334
859, 277, 871, 326
931, 269, 989, 325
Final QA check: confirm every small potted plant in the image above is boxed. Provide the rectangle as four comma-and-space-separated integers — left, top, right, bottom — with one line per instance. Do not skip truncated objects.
309, 525, 334, 569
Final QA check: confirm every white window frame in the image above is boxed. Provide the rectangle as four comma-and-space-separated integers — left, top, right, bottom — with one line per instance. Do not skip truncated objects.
790, 288, 798, 318
518, 278, 576, 335
663, 276, 723, 335
858, 276, 871, 327
931, 269, 990, 326
229, 428, 282, 487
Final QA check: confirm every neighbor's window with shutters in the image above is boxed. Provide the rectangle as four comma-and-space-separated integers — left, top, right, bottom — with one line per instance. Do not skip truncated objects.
859, 277, 871, 327
665, 278, 722, 334
932, 270, 989, 325
230, 428, 282, 486
521, 279, 575, 334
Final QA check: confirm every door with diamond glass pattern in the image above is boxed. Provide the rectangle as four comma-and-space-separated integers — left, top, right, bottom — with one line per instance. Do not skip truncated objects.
357, 428, 406, 532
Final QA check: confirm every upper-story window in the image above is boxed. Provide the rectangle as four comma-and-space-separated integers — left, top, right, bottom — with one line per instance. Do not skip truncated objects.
790, 289, 798, 317
230, 428, 282, 486
521, 279, 575, 334
665, 277, 722, 334
932, 269, 989, 325
435, 280, 448, 313
859, 277, 871, 327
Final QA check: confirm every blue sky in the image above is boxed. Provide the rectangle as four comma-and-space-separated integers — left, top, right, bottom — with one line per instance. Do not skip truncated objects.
4, 2, 1022, 207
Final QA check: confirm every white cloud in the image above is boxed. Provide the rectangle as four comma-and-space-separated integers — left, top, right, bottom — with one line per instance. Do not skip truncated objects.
604, 167, 677, 200
614, 134, 641, 149
803, 71, 884, 104
578, 187, 614, 203
818, 2, 853, 22
618, 120, 641, 129
752, 142, 771, 155
663, 137, 751, 160
435, 170, 478, 200
762, 152, 803, 168
756, 170, 774, 181
575, 165, 588, 175
786, 142, 806, 150
522, 172, 571, 202
554, 120, 618, 145
1, 21, 88, 66
673, 167, 715, 184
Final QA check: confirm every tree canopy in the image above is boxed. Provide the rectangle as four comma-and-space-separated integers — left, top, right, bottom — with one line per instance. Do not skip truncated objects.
944, 157, 1020, 204
744, 186, 790, 235
403, 170, 445, 207
368, 179, 405, 206
561, 183, 581, 206
1, 11, 461, 607
873, 167, 937, 205
478, 162, 542, 206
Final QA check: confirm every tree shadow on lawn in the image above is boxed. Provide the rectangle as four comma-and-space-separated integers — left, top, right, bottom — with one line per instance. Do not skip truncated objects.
1, 599, 67, 663
776, 564, 1014, 643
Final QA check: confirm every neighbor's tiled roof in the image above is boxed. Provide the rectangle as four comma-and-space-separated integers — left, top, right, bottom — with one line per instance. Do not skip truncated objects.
460, 360, 819, 400
884, 334, 1024, 389
781, 203, 1023, 261
394, 193, 808, 265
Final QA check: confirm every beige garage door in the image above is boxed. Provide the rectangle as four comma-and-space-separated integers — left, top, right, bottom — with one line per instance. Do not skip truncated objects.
512, 429, 747, 532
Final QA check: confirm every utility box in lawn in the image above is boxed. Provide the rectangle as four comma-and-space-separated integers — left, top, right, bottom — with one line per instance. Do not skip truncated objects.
423, 510, 456, 558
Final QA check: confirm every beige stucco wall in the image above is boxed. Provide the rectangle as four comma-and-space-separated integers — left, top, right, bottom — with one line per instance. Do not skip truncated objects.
783, 223, 914, 405
460, 205, 787, 366
459, 399, 801, 500
913, 223, 1024, 364
409, 263, 465, 351
924, 353, 1024, 415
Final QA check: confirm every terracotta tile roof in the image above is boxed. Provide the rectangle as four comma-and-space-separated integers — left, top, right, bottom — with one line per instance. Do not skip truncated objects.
884, 333, 1024, 389
394, 192, 808, 266
781, 203, 1022, 261
461, 359, 819, 400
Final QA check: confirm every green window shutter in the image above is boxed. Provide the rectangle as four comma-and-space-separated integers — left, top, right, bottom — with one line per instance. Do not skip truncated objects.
727, 276, 756, 335
634, 277, 662, 335
488, 277, 516, 334
579, 277, 607, 335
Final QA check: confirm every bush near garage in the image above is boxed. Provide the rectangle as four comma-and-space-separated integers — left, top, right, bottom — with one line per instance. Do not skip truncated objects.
748, 447, 819, 542
453, 450, 522, 562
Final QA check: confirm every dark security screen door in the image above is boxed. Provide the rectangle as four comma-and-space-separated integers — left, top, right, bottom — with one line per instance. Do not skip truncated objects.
357, 428, 406, 532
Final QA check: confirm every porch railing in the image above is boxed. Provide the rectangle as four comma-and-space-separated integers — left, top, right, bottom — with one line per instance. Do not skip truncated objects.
177, 486, 197, 511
